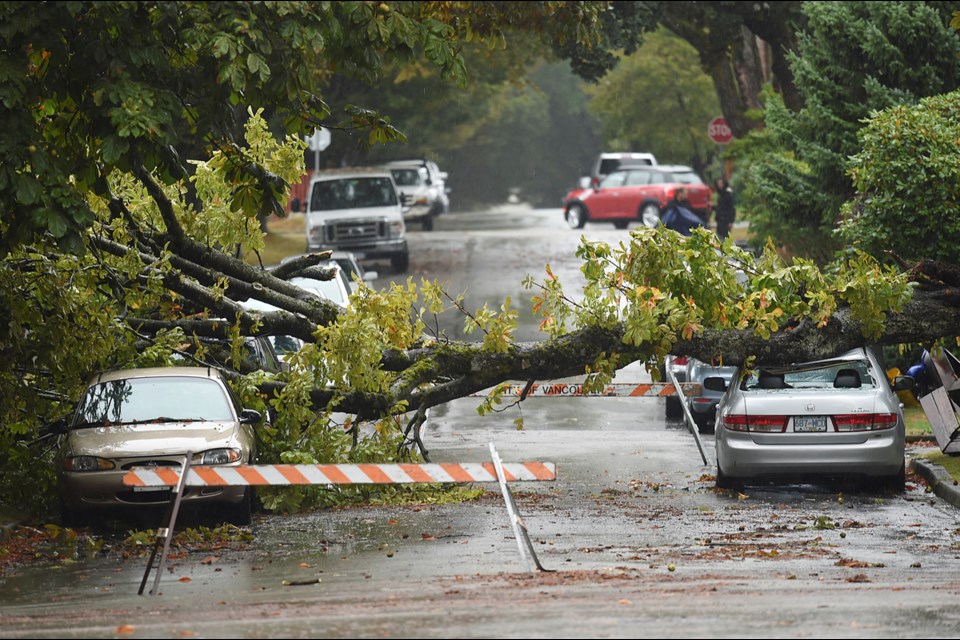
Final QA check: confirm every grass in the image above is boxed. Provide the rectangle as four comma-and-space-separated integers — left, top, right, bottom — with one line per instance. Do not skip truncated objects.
904, 404, 933, 438
247, 214, 306, 267
922, 450, 960, 479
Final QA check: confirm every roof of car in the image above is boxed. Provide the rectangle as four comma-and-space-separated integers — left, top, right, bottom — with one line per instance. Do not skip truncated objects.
310, 167, 394, 180
91, 366, 224, 385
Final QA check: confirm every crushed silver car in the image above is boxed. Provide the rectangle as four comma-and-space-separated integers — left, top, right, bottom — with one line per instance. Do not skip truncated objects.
714, 347, 914, 490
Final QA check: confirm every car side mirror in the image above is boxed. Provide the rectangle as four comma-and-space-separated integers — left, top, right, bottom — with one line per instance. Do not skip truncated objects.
290, 198, 301, 213
240, 409, 263, 425
892, 375, 916, 393
46, 416, 71, 435
703, 376, 728, 392
363, 270, 379, 282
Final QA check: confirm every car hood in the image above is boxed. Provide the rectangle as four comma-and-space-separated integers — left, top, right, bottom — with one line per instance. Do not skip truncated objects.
307, 205, 401, 224
65, 421, 244, 459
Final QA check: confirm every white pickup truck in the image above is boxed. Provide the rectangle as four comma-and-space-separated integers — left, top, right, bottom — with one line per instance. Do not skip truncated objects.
303, 167, 410, 273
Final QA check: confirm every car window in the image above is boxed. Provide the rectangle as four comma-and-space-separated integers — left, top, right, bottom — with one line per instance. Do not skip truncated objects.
390, 169, 423, 187
669, 171, 703, 184
310, 177, 398, 211
743, 360, 876, 390
625, 170, 652, 186
599, 171, 627, 188
75, 377, 235, 425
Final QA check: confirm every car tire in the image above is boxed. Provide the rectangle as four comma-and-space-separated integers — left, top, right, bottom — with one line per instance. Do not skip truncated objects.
695, 415, 715, 435
61, 500, 89, 529
391, 252, 410, 273
665, 395, 683, 419
715, 465, 740, 491
422, 215, 434, 231
613, 220, 629, 230
879, 464, 906, 493
640, 202, 661, 228
224, 487, 253, 526
565, 204, 587, 229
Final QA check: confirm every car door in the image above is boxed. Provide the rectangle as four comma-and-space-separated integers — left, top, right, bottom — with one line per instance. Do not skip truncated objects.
585, 171, 628, 220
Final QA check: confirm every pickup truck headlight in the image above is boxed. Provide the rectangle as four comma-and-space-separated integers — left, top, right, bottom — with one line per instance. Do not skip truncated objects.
307, 223, 327, 244
388, 219, 405, 238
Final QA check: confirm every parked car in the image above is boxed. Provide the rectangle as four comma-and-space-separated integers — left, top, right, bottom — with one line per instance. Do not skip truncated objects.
662, 355, 689, 419
385, 160, 449, 231
304, 167, 409, 273
684, 359, 738, 434
57, 367, 263, 526
586, 151, 658, 188
278, 251, 378, 294
563, 165, 713, 230
713, 347, 915, 490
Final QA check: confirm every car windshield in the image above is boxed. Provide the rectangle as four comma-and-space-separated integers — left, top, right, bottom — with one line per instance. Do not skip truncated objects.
742, 359, 876, 391
310, 177, 398, 211
74, 377, 234, 426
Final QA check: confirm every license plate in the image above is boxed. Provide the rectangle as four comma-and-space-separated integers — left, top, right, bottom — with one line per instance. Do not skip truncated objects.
133, 486, 171, 493
794, 416, 827, 432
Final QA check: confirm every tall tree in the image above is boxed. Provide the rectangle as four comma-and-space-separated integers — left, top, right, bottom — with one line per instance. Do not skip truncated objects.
742, 1, 960, 262
586, 29, 721, 174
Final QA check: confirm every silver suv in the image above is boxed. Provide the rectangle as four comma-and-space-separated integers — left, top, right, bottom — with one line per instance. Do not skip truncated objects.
304, 168, 410, 273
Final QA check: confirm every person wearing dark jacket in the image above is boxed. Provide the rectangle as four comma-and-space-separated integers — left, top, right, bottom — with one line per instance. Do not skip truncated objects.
660, 188, 704, 236
714, 177, 736, 240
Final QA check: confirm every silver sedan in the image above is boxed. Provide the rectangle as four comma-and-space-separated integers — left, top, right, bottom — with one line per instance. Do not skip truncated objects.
714, 347, 914, 490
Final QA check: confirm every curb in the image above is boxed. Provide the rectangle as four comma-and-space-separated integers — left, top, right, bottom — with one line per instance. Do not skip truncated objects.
911, 457, 960, 509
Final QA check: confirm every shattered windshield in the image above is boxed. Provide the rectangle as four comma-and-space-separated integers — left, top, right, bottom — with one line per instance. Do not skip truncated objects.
74, 377, 234, 426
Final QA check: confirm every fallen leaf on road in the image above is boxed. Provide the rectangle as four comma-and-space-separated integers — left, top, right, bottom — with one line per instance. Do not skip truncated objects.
178, 576, 191, 583
114, 625, 136, 635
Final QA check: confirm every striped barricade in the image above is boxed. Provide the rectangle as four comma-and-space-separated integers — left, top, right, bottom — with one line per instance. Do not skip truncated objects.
123, 462, 557, 488
131, 450, 557, 595
472, 381, 701, 398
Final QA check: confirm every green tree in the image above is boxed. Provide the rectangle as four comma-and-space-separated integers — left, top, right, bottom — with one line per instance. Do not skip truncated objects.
3, 1, 960, 522
586, 29, 721, 173
741, 1, 960, 262
840, 90, 960, 264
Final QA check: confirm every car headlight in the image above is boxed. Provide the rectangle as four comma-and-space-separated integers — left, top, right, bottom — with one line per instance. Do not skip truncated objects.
192, 448, 242, 465
308, 224, 326, 243
388, 219, 405, 238
64, 456, 116, 472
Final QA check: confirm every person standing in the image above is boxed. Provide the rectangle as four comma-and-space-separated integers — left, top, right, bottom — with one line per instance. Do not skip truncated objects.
660, 188, 704, 236
714, 177, 736, 240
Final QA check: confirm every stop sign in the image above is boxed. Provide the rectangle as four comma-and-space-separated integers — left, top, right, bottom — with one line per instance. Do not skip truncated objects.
708, 117, 733, 144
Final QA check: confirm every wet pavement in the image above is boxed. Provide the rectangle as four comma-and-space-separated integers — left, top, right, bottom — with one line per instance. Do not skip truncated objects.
3, 207, 960, 637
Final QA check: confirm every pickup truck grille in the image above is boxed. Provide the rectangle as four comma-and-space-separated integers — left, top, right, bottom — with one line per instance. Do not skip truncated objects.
327, 220, 385, 243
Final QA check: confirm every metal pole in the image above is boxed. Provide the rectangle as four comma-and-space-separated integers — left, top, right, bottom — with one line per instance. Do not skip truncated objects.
667, 368, 709, 466
139, 454, 193, 596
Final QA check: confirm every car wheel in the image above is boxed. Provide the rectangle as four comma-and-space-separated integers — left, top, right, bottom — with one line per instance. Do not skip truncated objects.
640, 203, 661, 228
61, 500, 89, 529
715, 465, 740, 490
665, 395, 683, 419
613, 220, 629, 230
422, 215, 434, 231
695, 415, 715, 435
565, 204, 587, 229
391, 252, 410, 273
879, 464, 906, 493
224, 487, 253, 526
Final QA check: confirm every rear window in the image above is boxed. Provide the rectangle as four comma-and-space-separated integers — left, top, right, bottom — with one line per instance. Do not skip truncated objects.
653, 171, 704, 185
310, 177, 398, 211
742, 360, 876, 391
75, 377, 234, 425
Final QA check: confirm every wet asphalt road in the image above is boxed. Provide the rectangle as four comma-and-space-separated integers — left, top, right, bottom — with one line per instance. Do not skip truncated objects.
2, 207, 960, 638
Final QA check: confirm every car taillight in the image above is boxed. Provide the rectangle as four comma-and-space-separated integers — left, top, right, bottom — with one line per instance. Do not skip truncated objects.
832, 413, 898, 431
672, 356, 688, 366
721, 414, 788, 433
